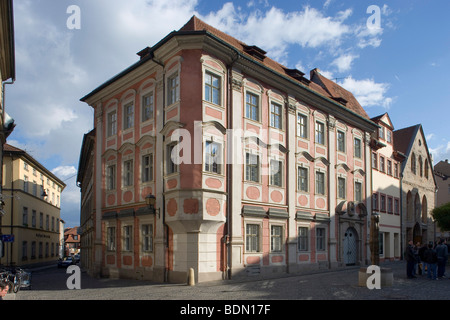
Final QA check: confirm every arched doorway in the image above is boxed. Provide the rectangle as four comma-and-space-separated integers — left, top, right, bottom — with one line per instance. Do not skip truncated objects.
413, 222, 422, 245
343, 227, 358, 266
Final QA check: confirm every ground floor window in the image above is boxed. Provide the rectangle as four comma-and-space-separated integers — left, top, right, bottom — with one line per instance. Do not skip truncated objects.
316, 227, 326, 251
246, 224, 260, 252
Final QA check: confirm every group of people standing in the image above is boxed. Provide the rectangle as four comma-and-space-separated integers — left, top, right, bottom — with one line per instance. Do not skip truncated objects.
405, 239, 449, 280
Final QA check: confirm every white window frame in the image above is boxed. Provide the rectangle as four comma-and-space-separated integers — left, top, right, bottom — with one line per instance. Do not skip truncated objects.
123, 159, 134, 187
204, 140, 223, 174
107, 110, 117, 137
245, 91, 260, 122
141, 92, 154, 122
204, 71, 222, 106
315, 171, 326, 195
106, 164, 116, 190
107, 226, 116, 251
337, 176, 346, 199
297, 113, 308, 139
167, 72, 180, 106
245, 151, 260, 183
269, 158, 283, 187
298, 166, 309, 192
141, 224, 153, 253
315, 121, 325, 145
270, 101, 283, 130
245, 223, 261, 253
297, 226, 309, 252
337, 130, 346, 152
270, 224, 284, 253
123, 225, 133, 252
123, 102, 134, 130
316, 226, 327, 252
142, 153, 153, 183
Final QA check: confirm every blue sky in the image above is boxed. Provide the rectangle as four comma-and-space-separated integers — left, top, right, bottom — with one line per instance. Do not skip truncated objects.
4, 0, 450, 227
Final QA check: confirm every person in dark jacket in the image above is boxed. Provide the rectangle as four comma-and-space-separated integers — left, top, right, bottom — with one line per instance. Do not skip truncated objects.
424, 242, 438, 280
405, 240, 416, 279
436, 239, 448, 278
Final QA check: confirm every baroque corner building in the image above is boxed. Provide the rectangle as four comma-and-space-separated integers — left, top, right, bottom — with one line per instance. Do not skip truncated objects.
78, 16, 379, 283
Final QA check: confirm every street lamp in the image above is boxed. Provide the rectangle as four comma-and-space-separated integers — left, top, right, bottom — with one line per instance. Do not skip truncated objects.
145, 193, 160, 218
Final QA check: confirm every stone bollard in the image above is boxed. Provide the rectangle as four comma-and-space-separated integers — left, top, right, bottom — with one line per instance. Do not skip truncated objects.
188, 268, 195, 286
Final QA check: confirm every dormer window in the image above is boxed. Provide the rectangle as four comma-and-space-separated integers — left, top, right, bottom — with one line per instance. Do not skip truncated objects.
243, 45, 266, 61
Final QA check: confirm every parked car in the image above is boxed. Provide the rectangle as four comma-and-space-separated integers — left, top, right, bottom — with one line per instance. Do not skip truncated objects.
57, 256, 75, 268
73, 254, 80, 263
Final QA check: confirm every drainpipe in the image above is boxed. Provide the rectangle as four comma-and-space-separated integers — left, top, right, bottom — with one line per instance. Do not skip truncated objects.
151, 55, 168, 282
400, 171, 403, 260
225, 52, 238, 280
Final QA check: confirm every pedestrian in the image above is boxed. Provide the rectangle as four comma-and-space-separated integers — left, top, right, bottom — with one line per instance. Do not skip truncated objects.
412, 242, 420, 276
436, 239, 448, 278
405, 240, 417, 279
424, 242, 438, 280
418, 242, 427, 275
0, 281, 9, 300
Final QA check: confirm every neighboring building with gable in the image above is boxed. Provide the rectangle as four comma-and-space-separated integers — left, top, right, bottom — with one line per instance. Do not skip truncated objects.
78, 16, 378, 283
394, 125, 437, 251
370, 113, 404, 261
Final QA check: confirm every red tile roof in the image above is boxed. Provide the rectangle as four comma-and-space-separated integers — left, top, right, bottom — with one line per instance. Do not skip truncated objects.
393, 125, 420, 156
180, 16, 370, 120
310, 69, 370, 119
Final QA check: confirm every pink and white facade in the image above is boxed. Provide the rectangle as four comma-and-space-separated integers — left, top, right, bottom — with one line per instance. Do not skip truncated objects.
79, 16, 378, 283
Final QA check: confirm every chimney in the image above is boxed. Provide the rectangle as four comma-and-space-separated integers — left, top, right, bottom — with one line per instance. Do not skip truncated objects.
310, 68, 320, 80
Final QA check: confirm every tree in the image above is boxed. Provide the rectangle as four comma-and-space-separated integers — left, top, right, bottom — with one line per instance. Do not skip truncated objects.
432, 202, 450, 231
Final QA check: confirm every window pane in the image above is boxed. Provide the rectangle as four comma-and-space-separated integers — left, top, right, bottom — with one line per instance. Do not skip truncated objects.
338, 131, 346, 152
142, 94, 154, 121
354, 138, 361, 158
205, 141, 221, 174
246, 224, 259, 252
246, 153, 259, 182
316, 172, 325, 195
246, 92, 259, 121
298, 227, 309, 251
271, 226, 283, 252
316, 228, 325, 251
315, 122, 324, 144
270, 160, 282, 186
298, 167, 308, 192
297, 114, 307, 138
270, 103, 282, 129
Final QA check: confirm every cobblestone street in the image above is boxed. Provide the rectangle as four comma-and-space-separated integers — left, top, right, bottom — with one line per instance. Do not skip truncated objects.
5, 261, 450, 301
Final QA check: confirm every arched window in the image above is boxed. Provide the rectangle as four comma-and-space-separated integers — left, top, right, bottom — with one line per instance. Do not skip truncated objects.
424, 159, 429, 179
414, 193, 421, 221
411, 153, 416, 174
419, 155, 423, 177
422, 195, 428, 223
406, 191, 413, 221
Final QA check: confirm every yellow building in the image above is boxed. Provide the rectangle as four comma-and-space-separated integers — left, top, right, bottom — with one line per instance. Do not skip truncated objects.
0, 144, 65, 267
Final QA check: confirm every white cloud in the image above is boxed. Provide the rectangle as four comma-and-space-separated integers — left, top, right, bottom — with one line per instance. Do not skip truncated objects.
429, 141, 450, 164
331, 53, 359, 72
200, 4, 352, 62
338, 76, 393, 109
52, 166, 77, 180
426, 133, 435, 141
